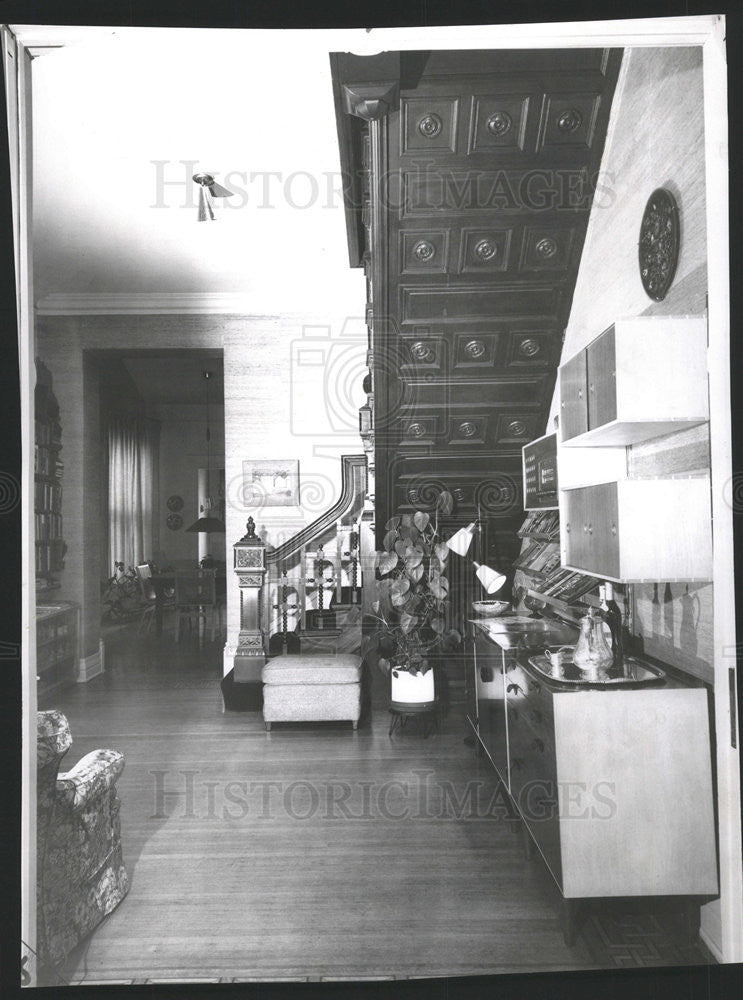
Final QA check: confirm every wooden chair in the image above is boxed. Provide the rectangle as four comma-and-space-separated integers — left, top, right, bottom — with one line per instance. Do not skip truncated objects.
135, 563, 173, 635
175, 568, 222, 642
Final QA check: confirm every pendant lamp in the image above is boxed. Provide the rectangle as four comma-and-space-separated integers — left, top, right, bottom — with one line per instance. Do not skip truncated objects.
193, 172, 234, 222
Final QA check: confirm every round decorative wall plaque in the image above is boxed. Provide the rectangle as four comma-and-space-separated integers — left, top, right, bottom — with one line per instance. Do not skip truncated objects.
638, 188, 680, 302
166, 494, 183, 512
166, 512, 183, 531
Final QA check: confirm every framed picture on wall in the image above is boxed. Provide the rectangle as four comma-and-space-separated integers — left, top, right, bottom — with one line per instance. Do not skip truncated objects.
242, 460, 299, 507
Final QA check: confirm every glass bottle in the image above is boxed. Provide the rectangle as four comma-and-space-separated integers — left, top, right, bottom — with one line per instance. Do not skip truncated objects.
603, 582, 624, 672
572, 607, 614, 678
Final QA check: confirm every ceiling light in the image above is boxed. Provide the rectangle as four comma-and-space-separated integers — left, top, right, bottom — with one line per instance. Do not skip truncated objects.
193, 172, 234, 221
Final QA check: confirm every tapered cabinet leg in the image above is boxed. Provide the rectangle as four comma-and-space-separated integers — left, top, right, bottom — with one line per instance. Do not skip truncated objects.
265, 721, 271, 732
352, 720, 358, 730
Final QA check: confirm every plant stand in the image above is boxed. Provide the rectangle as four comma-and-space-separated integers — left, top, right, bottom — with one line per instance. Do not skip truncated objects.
388, 699, 440, 739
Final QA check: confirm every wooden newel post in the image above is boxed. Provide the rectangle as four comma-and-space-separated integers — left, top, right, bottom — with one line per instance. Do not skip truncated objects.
233, 516, 267, 683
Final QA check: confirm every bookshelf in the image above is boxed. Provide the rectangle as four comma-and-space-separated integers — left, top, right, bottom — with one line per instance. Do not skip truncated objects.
35, 359, 66, 590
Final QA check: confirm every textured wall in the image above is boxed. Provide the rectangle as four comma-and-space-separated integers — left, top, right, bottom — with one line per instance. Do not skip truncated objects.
550, 46, 712, 683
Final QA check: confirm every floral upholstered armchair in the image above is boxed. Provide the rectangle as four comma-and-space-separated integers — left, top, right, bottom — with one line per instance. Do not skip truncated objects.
37, 710, 130, 969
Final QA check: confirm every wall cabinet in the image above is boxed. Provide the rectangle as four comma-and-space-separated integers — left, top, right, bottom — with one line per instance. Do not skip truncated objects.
559, 316, 708, 447
468, 624, 718, 906
560, 477, 712, 582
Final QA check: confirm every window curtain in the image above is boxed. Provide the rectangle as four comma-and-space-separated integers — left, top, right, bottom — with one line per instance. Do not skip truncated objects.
107, 415, 158, 572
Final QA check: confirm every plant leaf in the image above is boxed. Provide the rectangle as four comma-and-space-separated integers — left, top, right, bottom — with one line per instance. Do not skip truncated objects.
390, 577, 411, 606
413, 511, 430, 531
385, 516, 401, 531
436, 490, 455, 515
383, 530, 397, 552
378, 657, 390, 673
431, 617, 445, 634
399, 610, 417, 633
372, 600, 380, 614
430, 576, 449, 599
378, 551, 398, 576
435, 542, 449, 562
398, 523, 420, 543
407, 563, 424, 583
394, 538, 408, 557
404, 545, 424, 569
443, 628, 462, 647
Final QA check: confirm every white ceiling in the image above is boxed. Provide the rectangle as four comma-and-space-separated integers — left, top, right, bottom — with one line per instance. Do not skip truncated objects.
30, 28, 366, 315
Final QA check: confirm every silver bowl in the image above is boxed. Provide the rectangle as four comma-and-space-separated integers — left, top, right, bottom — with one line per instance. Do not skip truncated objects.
472, 600, 510, 617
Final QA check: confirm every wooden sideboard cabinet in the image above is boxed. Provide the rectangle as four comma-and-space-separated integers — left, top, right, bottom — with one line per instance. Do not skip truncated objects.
37, 603, 80, 702
469, 625, 718, 940
559, 316, 708, 447
560, 477, 712, 582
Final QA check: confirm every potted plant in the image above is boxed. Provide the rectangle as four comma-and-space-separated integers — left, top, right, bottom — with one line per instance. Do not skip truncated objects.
364, 496, 462, 706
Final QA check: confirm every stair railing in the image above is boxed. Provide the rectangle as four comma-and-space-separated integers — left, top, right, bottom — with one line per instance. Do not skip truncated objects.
260, 455, 368, 654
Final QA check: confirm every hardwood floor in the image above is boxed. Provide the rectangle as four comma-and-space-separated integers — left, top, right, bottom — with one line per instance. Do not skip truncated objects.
39, 623, 712, 986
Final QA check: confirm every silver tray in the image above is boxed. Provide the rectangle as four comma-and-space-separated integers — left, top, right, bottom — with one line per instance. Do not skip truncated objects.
528, 654, 666, 687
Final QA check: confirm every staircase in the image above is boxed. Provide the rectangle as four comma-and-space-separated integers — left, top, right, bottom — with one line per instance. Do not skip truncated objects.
260, 455, 370, 657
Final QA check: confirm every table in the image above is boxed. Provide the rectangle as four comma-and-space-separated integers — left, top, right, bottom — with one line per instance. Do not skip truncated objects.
151, 569, 227, 639
150, 573, 175, 637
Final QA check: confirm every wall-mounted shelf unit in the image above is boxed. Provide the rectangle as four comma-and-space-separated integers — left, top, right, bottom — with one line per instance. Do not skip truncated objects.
560, 476, 712, 582
559, 316, 708, 447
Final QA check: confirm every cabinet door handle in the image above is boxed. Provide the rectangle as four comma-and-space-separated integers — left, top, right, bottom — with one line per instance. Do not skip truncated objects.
589, 382, 594, 393
507, 682, 524, 696
587, 523, 593, 535
611, 523, 617, 536
565, 522, 571, 533
583, 523, 588, 534
578, 388, 583, 399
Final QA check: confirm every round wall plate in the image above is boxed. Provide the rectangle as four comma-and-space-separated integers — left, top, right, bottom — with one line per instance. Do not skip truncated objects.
166, 512, 183, 531
638, 188, 680, 301
167, 494, 184, 512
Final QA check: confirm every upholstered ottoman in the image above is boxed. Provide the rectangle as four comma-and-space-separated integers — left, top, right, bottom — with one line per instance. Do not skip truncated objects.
262, 654, 362, 731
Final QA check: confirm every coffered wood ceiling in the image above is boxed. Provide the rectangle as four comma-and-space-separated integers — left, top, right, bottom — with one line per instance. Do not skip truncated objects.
332, 48, 623, 571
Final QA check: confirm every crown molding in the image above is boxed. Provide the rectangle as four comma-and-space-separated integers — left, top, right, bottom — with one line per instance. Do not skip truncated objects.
36, 292, 262, 315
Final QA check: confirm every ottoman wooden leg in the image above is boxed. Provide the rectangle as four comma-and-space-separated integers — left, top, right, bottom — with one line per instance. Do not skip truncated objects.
265, 722, 272, 731
352, 721, 358, 730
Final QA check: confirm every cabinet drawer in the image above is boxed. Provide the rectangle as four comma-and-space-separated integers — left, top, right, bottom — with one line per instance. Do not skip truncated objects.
474, 635, 508, 783
562, 479, 711, 581
559, 350, 588, 442
586, 325, 617, 430
506, 676, 561, 886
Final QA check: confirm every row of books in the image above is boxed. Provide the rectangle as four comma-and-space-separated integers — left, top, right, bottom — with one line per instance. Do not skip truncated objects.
514, 539, 562, 576
35, 512, 63, 539
35, 539, 66, 575
34, 420, 62, 447
537, 566, 598, 603
35, 447, 64, 479
35, 480, 62, 513
517, 509, 560, 540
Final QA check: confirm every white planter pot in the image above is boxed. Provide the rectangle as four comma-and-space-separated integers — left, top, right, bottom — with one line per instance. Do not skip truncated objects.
390, 667, 435, 707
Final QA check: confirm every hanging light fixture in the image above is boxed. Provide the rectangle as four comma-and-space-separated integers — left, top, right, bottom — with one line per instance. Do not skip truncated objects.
186, 370, 226, 534
193, 172, 234, 221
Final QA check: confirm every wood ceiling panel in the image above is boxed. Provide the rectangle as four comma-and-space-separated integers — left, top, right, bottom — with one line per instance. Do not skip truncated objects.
331, 47, 623, 550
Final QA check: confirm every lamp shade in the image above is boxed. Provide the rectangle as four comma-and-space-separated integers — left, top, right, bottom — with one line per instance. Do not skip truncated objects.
186, 514, 225, 534
474, 561, 507, 595
446, 522, 476, 556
